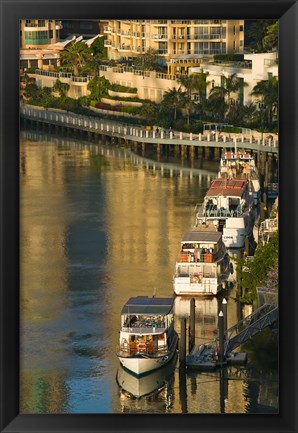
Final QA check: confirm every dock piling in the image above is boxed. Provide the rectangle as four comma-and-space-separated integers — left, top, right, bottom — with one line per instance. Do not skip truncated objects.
218, 311, 225, 366
222, 298, 227, 333
179, 318, 187, 366
189, 298, 196, 353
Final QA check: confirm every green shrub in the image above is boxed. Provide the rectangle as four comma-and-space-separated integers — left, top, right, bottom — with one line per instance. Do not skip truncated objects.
120, 106, 141, 114
78, 96, 91, 107
223, 126, 242, 133
109, 83, 137, 93
214, 54, 244, 62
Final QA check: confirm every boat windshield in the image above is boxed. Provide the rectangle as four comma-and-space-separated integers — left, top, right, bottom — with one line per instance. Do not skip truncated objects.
122, 314, 167, 329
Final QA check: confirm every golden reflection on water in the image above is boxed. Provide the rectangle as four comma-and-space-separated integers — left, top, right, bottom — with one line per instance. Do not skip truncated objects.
20, 131, 278, 414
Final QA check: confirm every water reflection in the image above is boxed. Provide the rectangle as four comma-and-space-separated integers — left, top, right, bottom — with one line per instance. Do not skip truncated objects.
117, 353, 177, 400
20, 129, 278, 414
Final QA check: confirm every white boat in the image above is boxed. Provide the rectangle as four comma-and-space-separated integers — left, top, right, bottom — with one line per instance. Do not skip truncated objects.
116, 353, 177, 398
195, 178, 256, 249
218, 150, 261, 206
173, 228, 230, 296
117, 296, 178, 377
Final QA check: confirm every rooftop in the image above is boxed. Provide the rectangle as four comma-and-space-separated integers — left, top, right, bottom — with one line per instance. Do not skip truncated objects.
181, 231, 222, 243
206, 179, 247, 197
121, 296, 174, 315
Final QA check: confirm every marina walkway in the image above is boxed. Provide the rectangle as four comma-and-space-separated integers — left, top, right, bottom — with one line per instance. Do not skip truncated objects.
223, 303, 278, 356
21, 104, 278, 155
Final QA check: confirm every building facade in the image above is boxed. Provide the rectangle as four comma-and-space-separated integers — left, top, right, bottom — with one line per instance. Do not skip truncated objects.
60, 20, 107, 38
104, 20, 244, 61
20, 20, 63, 71
20, 20, 63, 49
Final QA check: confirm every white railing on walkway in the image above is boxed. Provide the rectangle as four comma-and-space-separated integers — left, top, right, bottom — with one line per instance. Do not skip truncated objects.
20, 105, 278, 152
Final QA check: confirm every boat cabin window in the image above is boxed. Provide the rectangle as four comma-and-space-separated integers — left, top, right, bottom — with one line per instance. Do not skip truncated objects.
122, 314, 166, 329
228, 197, 240, 211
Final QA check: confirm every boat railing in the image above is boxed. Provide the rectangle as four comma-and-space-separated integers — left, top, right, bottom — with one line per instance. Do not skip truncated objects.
118, 342, 168, 356
201, 205, 243, 218
178, 250, 216, 263
121, 326, 165, 333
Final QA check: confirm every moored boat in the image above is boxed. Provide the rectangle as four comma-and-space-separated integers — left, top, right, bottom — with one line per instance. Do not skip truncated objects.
218, 150, 261, 206
116, 352, 177, 398
117, 296, 178, 377
173, 226, 230, 296
195, 178, 255, 248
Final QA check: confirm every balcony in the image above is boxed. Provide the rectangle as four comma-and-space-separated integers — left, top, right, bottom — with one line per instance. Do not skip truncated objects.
118, 44, 132, 51
210, 34, 223, 39
121, 30, 131, 36
131, 46, 142, 53
104, 40, 113, 47
192, 20, 226, 25
187, 34, 209, 40
151, 34, 168, 40
104, 26, 113, 33
152, 20, 168, 25
156, 49, 168, 55
171, 34, 186, 40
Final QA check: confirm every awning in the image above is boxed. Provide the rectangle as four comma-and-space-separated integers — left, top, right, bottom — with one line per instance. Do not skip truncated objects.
181, 231, 222, 243
121, 297, 174, 315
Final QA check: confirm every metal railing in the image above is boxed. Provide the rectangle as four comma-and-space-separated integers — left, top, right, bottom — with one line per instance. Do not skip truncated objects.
223, 304, 278, 355
20, 105, 279, 153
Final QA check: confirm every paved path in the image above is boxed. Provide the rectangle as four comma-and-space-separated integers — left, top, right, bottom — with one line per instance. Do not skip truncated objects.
20, 105, 278, 154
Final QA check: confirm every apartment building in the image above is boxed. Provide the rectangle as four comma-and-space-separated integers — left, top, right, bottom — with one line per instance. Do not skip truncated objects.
60, 20, 107, 38
20, 20, 63, 71
104, 20, 244, 61
20, 20, 63, 48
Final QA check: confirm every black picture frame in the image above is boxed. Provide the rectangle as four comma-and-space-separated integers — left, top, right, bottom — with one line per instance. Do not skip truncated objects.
0, 0, 297, 432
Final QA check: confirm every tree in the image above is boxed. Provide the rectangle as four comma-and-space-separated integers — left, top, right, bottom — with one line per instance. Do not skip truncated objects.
90, 36, 107, 60
236, 232, 278, 303
139, 102, 159, 124
52, 79, 70, 98
251, 76, 278, 127
180, 92, 197, 125
23, 82, 40, 100
227, 103, 256, 127
161, 87, 184, 121
134, 48, 159, 71
87, 76, 110, 101
60, 42, 93, 76
263, 21, 278, 52
247, 20, 276, 52
205, 93, 227, 122
191, 71, 209, 103
178, 72, 209, 103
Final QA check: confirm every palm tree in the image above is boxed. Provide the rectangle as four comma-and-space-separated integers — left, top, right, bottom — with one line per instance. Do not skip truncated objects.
208, 73, 246, 117
190, 72, 209, 103
162, 87, 184, 121
60, 42, 93, 76
180, 92, 197, 125
251, 76, 278, 127
178, 72, 209, 103
206, 90, 227, 122
177, 75, 193, 98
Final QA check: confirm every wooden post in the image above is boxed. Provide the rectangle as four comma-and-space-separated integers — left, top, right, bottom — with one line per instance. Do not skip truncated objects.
222, 298, 227, 333
218, 311, 225, 365
179, 318, 187, 366
189, 298, 196, 353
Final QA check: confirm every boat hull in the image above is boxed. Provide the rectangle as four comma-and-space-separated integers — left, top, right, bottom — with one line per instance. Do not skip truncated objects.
174, 280, 220, 296
118, 333, 178, 377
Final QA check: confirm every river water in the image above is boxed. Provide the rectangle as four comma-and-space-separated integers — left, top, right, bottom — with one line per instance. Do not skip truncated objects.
20, 129, 278, 414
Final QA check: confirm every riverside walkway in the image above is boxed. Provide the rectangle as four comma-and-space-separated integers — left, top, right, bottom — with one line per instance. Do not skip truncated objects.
20, 104, 278, 155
